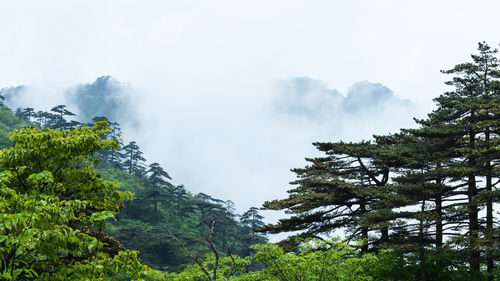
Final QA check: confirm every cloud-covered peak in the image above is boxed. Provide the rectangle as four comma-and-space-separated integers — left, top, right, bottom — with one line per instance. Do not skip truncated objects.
65, 75, 138, 126
0, 85, 28, 109
274, 77, 414, 123
341, 81, 411, 113
274, 77, 343, 120
91, 75, 121, 89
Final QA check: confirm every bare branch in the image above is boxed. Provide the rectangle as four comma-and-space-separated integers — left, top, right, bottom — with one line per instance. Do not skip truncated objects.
225, 250, 237, 281
166, 227, 214, 281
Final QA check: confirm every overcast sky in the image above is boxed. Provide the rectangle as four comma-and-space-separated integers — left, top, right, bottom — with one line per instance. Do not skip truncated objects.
2, 1, 500, 238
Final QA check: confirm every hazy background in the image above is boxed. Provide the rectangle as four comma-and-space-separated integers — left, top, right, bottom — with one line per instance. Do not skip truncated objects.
1, 1, 500, 238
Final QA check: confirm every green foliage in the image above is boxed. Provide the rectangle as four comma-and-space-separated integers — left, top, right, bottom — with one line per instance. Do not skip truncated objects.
0, 122, 164, 280
93, 159, 267, 272
97, 163, 198, 271
240, 207, 265, 230
246, 239, 380, 281
36, 251, 166, 281
122, 141, 146, 175
3, 42, 498, 280
103, 165, 268, 271
167, 239, 385, 281
168, 238, 497, 281
0, 102, 267, 272
258, 42, 500, 278
0, 106, 30, 148
165, 254, 250, 281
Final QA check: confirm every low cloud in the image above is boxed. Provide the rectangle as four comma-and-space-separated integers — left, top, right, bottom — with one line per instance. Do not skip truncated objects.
341, 81, 411, 114
273, 77, 418, 142
1, 85, 29, 109
274, 77, 343, 121
0, 76, 421, 241
65, 76, 139, 127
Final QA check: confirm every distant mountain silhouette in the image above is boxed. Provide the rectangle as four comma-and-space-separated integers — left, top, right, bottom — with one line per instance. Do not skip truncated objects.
0, 85, 27, 109
274, 77, 414, 121
66, 75, 137, 126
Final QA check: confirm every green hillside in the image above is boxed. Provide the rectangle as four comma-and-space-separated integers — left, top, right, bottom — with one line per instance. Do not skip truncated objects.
0, 106, 30, 148
0, 102, 267, 273
95, 161, 266, 271
2, 42, 499, 280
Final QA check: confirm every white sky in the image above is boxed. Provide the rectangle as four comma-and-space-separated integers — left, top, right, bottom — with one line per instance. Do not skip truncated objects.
1, 0, 500, 239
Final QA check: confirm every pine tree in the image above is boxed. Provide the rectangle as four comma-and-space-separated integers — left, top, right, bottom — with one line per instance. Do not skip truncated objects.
50, 105, 76, 129
43, 111, 60, 129
193, 193, 238, 252
107, 121, 124, 167
407, 42, 500, 275
257, 44, 499, 278
121, 141, 146, 175
35, 110, 50, 127
23, 107, 34, 123
239, 207, 267, 257
240, 207, 265, 230
368, 42, 500, 277
147, 162, 172, 188
171, 185, 193, 218
258, 141, 391, 251
14, 107, 35, 123
370, 132, 458, 280
146, 162, 173, 212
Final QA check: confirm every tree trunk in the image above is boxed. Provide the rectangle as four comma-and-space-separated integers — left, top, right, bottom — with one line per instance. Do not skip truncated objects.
361, 225, 369, 253
177, 198, 181, 217
435, 174, 443, 249
359, 199, 368, 252
359, 172, 368, 253
468, 126, 480, 273
381, 227, 388, 244
419, 200, 426, 281
485, 128, 494, 280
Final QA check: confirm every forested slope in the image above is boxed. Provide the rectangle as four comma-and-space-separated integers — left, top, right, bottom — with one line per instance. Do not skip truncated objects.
0, 106, 30, 148
0, 101, 267, 272
1, 42, 499, 280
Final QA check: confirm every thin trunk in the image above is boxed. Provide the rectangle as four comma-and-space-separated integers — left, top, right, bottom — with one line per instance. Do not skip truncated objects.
381, 227, 388, 244
468, 176, 480, 273
419, 200, 426, 281
177, 197, 181, 217
360, 200, 368, 253
128, 151, 133, 174
468, 123, 480, 273
435, 195, 443, 249
435, 173, 443, 249
360, 170, 368, 253
485, 128, 494, 279
222, 231, 226, 252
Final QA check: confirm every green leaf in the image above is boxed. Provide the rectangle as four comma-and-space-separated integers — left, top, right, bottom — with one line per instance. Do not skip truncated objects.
90, 211, 115, 222
27, 170, 54, 184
